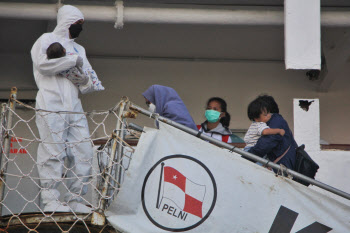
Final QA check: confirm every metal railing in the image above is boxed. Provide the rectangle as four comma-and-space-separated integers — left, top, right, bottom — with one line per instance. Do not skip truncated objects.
0, 89, 131, 232
129, 103, 350, 201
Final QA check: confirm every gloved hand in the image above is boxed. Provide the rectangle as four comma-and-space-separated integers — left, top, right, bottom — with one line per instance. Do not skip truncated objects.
76, 67, 89, 85
64, 68, 89, 85
78, 71, 93, 94
79, 73, 90, 85
76, 56, 84, 68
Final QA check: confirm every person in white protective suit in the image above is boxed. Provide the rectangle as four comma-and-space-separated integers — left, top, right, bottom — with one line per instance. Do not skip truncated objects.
31, 5, 98, 213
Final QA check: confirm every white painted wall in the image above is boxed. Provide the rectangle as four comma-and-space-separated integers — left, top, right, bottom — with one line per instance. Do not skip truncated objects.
81, 58, 350, 144
294, 99, 320, 151
310, 151, 350, 205
1, 56, 350, 144
293, 97, 350, 204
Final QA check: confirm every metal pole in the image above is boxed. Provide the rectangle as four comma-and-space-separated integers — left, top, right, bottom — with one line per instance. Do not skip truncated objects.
0, 87, 17, 215
129, 103, 350, 201
108, 116, 126, 201
0, 103, 6, 217
92, 97, 128, 226
115, 118, 126, 191
0, 104, 6, 158
128, 123, 144, 132
113, 98, 128, 197
2, 2, 350, 27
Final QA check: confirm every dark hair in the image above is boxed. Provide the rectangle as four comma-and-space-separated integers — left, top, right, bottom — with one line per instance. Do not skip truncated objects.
206, 97, 231, 128
257, 95, 279, 114
247, 99, 270, 121
46, 42, 66, 59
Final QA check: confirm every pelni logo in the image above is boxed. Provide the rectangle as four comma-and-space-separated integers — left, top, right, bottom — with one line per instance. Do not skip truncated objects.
142, 155, 217, 232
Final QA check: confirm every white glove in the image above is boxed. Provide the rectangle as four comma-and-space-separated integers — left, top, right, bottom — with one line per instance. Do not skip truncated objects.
76, 56, 84, 68
79, 74, 93, 94
65, 68, 89, 85
80, 73, 89, 85
76, 67, 89, 85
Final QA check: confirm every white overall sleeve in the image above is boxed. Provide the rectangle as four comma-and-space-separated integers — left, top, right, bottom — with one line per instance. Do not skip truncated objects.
31, 34, 80, 76
76, 45, 104, 94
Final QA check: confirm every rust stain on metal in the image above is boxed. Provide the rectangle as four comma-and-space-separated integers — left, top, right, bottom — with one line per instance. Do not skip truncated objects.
0, 212, 117, 232
129, 106, 141, 115
0, 212, 91, 227
162, 119, 170, 124
0, 171, 5, 193
123, 110, 137, 119
10, 87, 17, 94
91, 211, 106, 226
9, 87, 17, 109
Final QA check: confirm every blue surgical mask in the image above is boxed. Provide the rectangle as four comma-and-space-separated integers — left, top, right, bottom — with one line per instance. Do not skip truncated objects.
205, 110, 221, 123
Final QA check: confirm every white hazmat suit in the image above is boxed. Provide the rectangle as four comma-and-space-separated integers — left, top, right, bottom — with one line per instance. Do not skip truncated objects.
31, 5, 95, 213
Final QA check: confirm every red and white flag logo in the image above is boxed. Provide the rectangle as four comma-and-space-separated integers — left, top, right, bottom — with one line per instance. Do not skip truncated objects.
158, 165, 206, 218
142, 155, 217, 231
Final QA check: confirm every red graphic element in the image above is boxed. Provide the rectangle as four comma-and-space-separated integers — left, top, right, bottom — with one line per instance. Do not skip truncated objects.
183, 194, 203, 218
10, 137, 27, 154
163, 166, 204, 219
222, 135, 229, 143
164, 166, 186, 192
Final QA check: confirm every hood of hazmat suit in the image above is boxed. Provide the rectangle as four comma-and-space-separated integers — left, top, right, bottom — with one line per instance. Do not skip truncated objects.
31, 5, 98, 112
142, 85, 197, 130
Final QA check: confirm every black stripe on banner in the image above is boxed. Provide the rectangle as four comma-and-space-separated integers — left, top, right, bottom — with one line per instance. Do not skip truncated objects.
296, 222, 332, 233
268, 206, 298, 233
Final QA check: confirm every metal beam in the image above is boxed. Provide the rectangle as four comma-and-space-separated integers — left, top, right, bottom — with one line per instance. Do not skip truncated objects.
0, 2, 350, 27
0, 2, 284, 26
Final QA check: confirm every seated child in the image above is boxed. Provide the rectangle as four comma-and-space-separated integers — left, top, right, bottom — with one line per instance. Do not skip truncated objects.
244, 100, 285, 152
46, 42, 104, 94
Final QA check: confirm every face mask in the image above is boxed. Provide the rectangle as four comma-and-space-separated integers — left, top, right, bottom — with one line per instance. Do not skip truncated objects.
205, 110, 221, 123
69, 24, 83, 39
148, 103, 156, 113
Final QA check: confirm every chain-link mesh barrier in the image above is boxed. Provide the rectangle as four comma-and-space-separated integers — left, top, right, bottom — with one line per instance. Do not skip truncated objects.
0, 93, 139, 232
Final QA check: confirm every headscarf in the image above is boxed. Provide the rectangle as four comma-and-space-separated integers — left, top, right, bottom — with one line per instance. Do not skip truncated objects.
142, 85, 197, 130
53, 5, 84, 39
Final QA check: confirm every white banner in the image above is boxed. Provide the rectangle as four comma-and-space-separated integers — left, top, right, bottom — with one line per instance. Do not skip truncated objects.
106, 122, 350, 233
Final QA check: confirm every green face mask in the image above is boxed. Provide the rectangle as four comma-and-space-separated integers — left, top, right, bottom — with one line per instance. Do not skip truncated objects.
205, 110, 221, 123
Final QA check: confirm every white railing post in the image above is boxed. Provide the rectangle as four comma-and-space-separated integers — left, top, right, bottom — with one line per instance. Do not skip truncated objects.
92, 97, 128, 226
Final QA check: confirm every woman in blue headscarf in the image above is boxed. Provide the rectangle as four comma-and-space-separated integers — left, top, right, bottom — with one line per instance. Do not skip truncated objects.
142, 85, 197, 130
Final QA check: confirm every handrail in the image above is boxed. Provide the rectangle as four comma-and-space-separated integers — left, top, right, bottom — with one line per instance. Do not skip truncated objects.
129, 103, 350, 201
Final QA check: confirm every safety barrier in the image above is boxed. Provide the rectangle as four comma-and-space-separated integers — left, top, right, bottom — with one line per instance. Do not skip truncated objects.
2, 87, 348, 232
0, 88, 138, 232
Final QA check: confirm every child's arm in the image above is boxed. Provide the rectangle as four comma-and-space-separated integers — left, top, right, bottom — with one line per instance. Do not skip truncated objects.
262, 128, 285, 136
